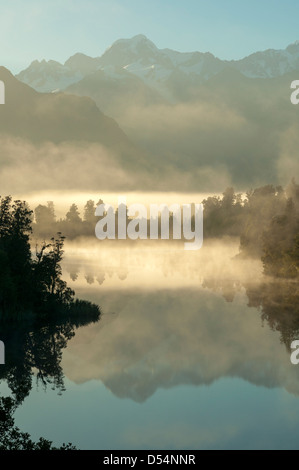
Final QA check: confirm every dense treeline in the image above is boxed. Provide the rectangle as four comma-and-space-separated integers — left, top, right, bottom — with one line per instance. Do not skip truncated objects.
31, 180, 299, 279
33, 199, 100, 239
203, 180, 299, 278
0, 195, 100, 321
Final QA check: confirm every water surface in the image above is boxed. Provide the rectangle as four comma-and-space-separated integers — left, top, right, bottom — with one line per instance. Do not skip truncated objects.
1, 239, 299, 450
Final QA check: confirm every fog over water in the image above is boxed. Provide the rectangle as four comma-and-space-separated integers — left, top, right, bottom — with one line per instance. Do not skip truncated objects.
61, 237, 261, 290
47, 237, 298, 407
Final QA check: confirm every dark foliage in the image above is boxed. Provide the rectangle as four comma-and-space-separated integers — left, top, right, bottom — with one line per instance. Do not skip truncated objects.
0, 195, 101, 321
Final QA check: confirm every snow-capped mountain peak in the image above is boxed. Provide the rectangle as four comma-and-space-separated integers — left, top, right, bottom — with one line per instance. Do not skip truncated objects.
15, 36, 299, 97
108, 34, 157, 52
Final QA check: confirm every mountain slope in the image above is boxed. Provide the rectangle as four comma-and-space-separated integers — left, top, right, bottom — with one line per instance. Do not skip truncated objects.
0, 66, 153, 195
0, 66, 134, 149
66, 67, 167, 119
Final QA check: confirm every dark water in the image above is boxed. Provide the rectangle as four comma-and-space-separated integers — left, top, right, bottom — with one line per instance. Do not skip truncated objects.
1, 240, 299, 450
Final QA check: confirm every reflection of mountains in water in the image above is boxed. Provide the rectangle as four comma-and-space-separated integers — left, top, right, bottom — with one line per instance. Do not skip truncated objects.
2, 252, 298, 405
61, 279, 299, 403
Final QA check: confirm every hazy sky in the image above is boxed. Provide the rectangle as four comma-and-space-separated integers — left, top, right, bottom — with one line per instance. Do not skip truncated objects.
1, 0, 299, 72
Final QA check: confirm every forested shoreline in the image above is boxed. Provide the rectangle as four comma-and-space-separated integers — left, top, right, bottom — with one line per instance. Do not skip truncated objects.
0, 195, 100, 322
0, 195, 101, 449
32, 180, 299, 279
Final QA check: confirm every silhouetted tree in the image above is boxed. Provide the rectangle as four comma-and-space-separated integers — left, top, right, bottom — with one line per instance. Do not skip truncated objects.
0, 397, 76, 450
66, 204, 81, 224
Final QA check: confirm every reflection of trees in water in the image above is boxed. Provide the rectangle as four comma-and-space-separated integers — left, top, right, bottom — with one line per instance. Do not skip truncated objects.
66, 264, 128, 285
202, 278, 244, 303
0, 396, 77, 450
0, 314, 99, 404
85, 273, 95, 284
61, 240, 245, 288
65, 263, 80, 281
0, 313, 100, 449
96, 272, 105, 285
246, 281, 299, 349
203, 277, 299, 349
82, 269, 130, 283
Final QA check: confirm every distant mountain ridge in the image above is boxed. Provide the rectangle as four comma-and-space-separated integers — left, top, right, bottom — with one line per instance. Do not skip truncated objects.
0, 66, 129, 147
1, 37, 298, 193
16, 34, 299, 99
0, 66, 152, 193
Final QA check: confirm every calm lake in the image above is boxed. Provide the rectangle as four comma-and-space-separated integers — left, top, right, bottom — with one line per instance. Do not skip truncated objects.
1, 239, 299, 450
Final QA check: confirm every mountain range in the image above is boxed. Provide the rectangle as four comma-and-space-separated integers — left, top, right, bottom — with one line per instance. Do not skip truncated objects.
0, 36, 298, 193
16, 34, 299, 101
